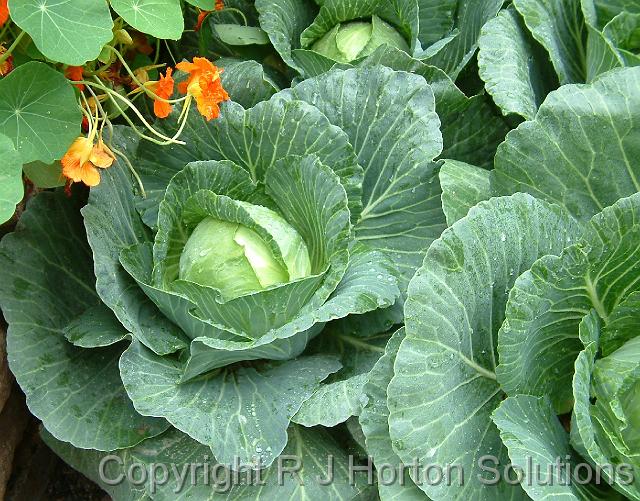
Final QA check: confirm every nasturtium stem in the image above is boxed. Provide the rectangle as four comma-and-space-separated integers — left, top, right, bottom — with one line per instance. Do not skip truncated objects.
82, 77, 186, 144
217, 7, 248, 26
0, 22, 11, 41
152, 38, 161, 65
105, 45, 185, 104
0, 30, 25, 65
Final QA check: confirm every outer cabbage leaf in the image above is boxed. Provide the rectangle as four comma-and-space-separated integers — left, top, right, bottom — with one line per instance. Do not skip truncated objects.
134, 96, 363, 227
83, 128, 190, 356
218, 58, 280, 108
421, 0, 505, 79
120, 341, 340, 469
493, 66, 640, 221
439, 159, 491, 226
416, 0, 457, 48
497, 193, 640, 412
478, 7, 559, 120
293, 324, 392, 427
360, 328, 427, 500
387, 194, 583, 500
513, 0, 587, 84
279, 66, 443, 291
493, 395, 617, 500
0, 190, 169, 451
572, 312, 640, 500
357, 48, 509, 169
43, 425, 372, 500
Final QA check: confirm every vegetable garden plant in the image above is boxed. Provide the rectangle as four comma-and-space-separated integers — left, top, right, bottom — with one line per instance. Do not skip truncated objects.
0, 0, 639, 499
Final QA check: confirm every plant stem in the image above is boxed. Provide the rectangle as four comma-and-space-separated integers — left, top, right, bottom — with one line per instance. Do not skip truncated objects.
0, 30, 25, 65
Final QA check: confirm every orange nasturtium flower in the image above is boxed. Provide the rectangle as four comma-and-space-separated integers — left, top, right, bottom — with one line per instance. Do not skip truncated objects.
194, 0, 224, 31
65, 65, 85, 91
0, 0, 9, 27
176, 57, 229, 121
61, 112, 116, 187
148, 67, 175, 118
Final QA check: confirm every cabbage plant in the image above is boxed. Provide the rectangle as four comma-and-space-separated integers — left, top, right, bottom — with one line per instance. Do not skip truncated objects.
0, 64, 457, 498
478, 0, 640, 120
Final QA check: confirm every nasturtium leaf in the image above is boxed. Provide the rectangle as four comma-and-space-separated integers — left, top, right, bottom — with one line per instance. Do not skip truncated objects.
8, 0, 114, 65
110, 0, 183, 40
439, 159, 491, 226
0, 133, 22, 224
498, 193, 640, 413
493, 66, 640, 221
22, 160, 65, 188
478, 7, 558, 120
0, 62, 80, 164
493, 395, 616, 500
0, 191, 169, 451
388, 194, 583, 500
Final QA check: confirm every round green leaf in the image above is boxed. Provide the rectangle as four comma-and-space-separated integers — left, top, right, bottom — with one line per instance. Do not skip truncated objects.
0, 134, 23, 224
23, 160, 65, 188
0, 62, 81, 164
9, 0, 114, 65
110, 0, 184, 40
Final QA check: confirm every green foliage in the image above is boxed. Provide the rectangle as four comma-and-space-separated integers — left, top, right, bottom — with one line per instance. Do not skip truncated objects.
1, 1, 640, 499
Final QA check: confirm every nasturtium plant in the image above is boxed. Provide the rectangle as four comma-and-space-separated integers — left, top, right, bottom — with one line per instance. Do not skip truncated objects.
0, 133, 22, 223
0, 62, 80, 164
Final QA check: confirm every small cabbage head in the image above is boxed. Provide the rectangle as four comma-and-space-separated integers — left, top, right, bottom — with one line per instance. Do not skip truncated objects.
179, 204, 311, 300
311, 15, 409, 63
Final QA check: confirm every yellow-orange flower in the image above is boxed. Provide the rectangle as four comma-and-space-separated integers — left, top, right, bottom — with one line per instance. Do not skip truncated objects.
148, 67, 174, 118
215, 0, 224, 10
176, 57, 229, 121
61, 137, 115, 187
0, 0, 9, 27
65, 65, 85, 91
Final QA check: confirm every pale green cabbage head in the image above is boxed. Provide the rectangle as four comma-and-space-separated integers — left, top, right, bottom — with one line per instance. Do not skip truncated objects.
179, 203, 311, 299
311, 15, 409, 63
